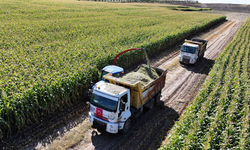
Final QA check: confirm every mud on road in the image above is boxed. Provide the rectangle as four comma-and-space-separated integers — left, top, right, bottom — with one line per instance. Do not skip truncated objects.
2, 12, 249, 150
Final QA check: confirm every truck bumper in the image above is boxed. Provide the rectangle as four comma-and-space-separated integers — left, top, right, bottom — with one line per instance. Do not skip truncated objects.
189, 58, 196, 64
89, 112, 119, 133
179, 56, 196, 64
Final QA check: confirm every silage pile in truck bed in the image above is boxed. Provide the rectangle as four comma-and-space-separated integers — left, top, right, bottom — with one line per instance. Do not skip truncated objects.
121, 65, 159, 88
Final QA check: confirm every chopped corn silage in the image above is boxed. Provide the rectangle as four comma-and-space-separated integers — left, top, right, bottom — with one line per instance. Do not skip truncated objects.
121, 65, 159, 88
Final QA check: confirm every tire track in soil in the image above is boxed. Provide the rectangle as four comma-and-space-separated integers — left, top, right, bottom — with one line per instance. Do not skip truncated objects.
0, 101, 90, 150
4, 13, 248, 150
105, 20, 243, 150
72, 19, 242, 150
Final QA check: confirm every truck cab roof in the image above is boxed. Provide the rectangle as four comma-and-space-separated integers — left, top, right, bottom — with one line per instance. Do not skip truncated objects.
94, 82, 128, 97
102, 65, 124, 74
183, 42, 199, 48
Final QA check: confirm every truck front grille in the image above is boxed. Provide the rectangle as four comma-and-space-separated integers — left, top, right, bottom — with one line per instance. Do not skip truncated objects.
182, 56, 190, 64
93, 119, 107, 128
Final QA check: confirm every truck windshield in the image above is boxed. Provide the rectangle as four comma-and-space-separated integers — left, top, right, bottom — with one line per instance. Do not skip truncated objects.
181, 45, 197, 54
91, 94, 118, 112
101, 71, 109, 80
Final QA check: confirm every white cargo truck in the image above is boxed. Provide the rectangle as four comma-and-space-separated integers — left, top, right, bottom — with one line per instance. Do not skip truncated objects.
179, 38, 208, 64
88, 65, 167, 133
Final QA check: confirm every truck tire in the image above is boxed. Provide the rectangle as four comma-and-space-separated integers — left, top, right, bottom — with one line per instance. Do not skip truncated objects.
155, 92, 164, 108
97, 127, 104, 133
157, 101, 165, 109
121, 118, 131, 134
148, 98, 155, 110
155, 92, 161, 104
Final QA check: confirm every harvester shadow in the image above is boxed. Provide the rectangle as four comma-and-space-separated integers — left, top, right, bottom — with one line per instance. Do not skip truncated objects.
180, 57, 215, 75
90, 104, 179, 150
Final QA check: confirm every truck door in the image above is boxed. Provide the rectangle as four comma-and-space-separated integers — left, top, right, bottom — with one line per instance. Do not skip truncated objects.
118, 94, 128, 117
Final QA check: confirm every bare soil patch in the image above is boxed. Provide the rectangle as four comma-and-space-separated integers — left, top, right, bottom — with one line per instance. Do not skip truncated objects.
205, 4, 250, 13
67, 12, 249, 150
112, 17, 244, 150
183, 3, 250, 14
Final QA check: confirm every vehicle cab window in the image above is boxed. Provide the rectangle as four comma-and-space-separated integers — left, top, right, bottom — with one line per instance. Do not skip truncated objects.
113, 73, 122, 78
101, 71, 110, 80
119, 94, 128, 117
121, 94, 128, 103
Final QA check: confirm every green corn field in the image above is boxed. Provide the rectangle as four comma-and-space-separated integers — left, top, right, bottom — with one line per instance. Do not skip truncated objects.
160, 18, 250, 149
0, 0, 225, 138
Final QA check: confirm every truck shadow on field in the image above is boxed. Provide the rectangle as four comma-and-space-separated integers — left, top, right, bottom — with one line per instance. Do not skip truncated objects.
90, 104, 179, 150
180, 57, 215, 75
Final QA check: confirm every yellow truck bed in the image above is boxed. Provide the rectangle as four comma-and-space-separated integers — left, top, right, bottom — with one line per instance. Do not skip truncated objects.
185, 39, 207, 55
103, 65, 167, 109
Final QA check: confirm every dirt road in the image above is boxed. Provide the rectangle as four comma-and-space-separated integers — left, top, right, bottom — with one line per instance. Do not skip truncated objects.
64, 13, 249, 150
2, 12, 249, 150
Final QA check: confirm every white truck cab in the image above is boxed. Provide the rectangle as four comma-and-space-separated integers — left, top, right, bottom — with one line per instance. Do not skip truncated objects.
88, 65, 167, 134
179, 43, 199, 64
179, 39, 208, 64
87, 65, 124, 100
89, 82, 131, 133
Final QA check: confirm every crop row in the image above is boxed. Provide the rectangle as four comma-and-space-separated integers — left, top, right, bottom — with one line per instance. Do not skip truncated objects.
0, 0, 226, 138
160, 18, 250, 149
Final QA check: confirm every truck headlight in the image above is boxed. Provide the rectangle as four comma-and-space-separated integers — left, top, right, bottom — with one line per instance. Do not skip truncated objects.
108, 112, 115, 121
90, 105, 95, 113
179, 56, 182, 61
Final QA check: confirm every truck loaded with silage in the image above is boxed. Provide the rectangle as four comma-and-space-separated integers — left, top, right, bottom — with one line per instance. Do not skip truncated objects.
88, 64, 167, 133
179, 38, 208, 64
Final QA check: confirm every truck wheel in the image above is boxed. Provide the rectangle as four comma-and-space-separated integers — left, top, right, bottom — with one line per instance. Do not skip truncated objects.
97, 128, 104, 133
155, 92, 164, 108
139, 106, 143, 114
155, 92, 161, 103
148, 98, 155, 110
157, 101, 165, 109
121, 118, 131, 134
